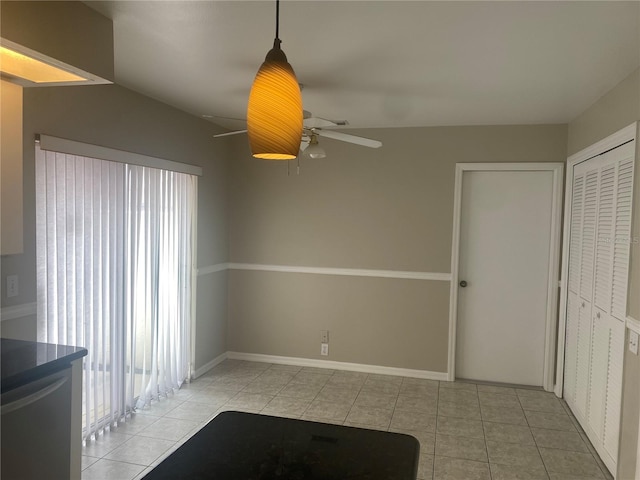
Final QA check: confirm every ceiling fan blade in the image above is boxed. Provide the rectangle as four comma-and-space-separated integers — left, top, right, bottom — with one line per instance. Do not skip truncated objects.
303, 116, 348, 129
213, 129, 248, 138
315, 130, 382, 148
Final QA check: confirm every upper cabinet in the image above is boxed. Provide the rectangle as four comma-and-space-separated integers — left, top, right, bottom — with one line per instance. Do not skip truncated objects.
0, 2, 114, 255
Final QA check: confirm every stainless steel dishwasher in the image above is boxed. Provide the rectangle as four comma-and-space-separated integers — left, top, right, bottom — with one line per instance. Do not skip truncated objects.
1, 366, 73, 480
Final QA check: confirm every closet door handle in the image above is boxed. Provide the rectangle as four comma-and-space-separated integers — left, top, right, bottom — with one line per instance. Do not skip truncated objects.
459, 280, 468, 288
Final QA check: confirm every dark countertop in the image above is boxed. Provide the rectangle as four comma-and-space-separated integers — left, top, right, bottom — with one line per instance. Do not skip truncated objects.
144, 411, 420, 479
1, 338, 87, 393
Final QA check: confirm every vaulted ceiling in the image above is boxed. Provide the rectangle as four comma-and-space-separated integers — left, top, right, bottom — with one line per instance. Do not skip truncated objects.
87, 1, 639, 131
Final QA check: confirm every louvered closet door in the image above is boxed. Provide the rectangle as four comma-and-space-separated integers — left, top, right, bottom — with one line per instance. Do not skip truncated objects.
602, 142, 635, 465
563, 173, 584, 406
564, 139, 635, 476
575, 166, 599, 419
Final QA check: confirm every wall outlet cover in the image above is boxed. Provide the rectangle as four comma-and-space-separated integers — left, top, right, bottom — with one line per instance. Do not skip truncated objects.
6, 275, 18, 298
629, 330, 639, 355
320, 343, 329, 356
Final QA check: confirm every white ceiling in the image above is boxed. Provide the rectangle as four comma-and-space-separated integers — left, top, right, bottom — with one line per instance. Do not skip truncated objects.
86, 1, 640, 131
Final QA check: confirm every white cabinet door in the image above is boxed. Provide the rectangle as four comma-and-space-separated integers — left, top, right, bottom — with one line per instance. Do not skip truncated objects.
564, 139, 635, 477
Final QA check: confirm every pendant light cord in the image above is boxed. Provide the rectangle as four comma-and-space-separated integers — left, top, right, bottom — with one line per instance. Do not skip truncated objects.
275, 0, 280, 40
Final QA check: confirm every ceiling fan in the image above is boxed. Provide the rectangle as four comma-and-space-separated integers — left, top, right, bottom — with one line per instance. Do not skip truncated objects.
211, 110, 382, 158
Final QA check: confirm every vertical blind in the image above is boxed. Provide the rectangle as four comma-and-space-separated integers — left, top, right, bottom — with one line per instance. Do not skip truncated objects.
35, 142, 197, 440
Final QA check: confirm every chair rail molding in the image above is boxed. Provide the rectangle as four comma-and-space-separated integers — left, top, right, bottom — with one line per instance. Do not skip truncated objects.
1, 302, 37, 322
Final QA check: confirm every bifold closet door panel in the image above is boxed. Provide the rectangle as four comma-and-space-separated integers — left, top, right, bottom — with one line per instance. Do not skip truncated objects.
563, 138, 635, 476
611, 144, 635, 321
564, 170, 586, 408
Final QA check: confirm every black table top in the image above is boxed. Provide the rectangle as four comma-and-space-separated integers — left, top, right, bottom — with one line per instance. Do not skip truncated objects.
144, 411, 420, 480
0, 338, 87, 393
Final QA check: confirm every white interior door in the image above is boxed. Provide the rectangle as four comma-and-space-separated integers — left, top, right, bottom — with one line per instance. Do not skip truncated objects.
455, 169, 556, 386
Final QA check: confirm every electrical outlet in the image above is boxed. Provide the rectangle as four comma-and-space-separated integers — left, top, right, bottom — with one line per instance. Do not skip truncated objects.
629, 331, 639, 355
321, 330, 329, 344
321, 343, 329, 356
6, 275, 18, 298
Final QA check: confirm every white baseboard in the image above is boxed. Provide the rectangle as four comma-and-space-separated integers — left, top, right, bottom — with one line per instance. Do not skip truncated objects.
192, 352, 228, 379
226, 351, 449, 381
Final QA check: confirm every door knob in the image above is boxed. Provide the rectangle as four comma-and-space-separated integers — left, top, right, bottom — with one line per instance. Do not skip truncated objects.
459, 280, 468, 288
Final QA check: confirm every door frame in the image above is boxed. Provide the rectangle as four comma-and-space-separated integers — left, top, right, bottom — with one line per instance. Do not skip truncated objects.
554, 122, 638, 398
447, 162, 564, 391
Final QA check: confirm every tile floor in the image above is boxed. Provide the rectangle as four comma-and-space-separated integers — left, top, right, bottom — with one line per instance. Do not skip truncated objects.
81, 360, 613, 480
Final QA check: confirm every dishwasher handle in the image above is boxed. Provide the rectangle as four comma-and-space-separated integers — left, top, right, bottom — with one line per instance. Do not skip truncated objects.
1, 376, 69, 415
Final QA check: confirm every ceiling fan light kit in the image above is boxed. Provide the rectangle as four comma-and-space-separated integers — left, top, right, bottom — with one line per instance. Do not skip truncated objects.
303, 134, 326, 159
246, 0, 302, 160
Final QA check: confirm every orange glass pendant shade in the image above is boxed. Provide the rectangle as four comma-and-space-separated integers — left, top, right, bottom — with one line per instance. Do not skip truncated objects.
247, 39, 303, 160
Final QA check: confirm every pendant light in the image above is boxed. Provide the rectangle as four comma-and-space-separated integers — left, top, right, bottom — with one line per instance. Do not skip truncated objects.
247, 0, 303, 160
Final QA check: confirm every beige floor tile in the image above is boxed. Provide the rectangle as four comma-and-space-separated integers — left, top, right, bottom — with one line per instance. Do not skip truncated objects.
354, 391, 398, 409
110, 414, 160, 436
486, 441, 546, 471
83, 432, 133, 458
417, 453, 434, 480
241, 379, 287, 395
476, 385, 517, 396
136, 417, 200, 441
439, 381, 477, 392
524, 411, 576, 432
104, 436, 176, 466
480, 404, 527, 425
162, 401, 220, 422
289, 371, 332, 386
396, 393, 438, 414
388, 427, 436, 455
439, 388, 479, 406
186, 386, 236, 405
82, 455, 100, 471
224, 392, 274, 410
278, 382, 323, 400
366, 373, 403, 385
304, 399, 352, 422
435, 434, 488, 462
518, 394, 566, 414
490, 463, 550, 480
360, 381, 402, 395
345, 405, 393, 428
81, 459, 146, 480
539, 448, 605, 478
483, 422, 535, 445
437, 400, 481, 420
262, 396, 312, 416
391, 410, 437, 432
436, 416, 484, 439
434, 456, 491, 480
531, 428, 589, 453
87, 361, 608, 480
401, 379, 439, 397
478, 392, 521, 408
316, 385, 360, 403
300, 366, 335, 375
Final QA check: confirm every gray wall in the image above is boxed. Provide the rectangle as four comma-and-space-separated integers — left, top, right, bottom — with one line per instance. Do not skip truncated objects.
0, 84, 231, 371
567, 67, 640, 480
227, 125, 568, 372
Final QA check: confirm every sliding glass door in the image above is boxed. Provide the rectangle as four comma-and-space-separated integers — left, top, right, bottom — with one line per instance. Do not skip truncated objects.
35, 142, 197, 440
